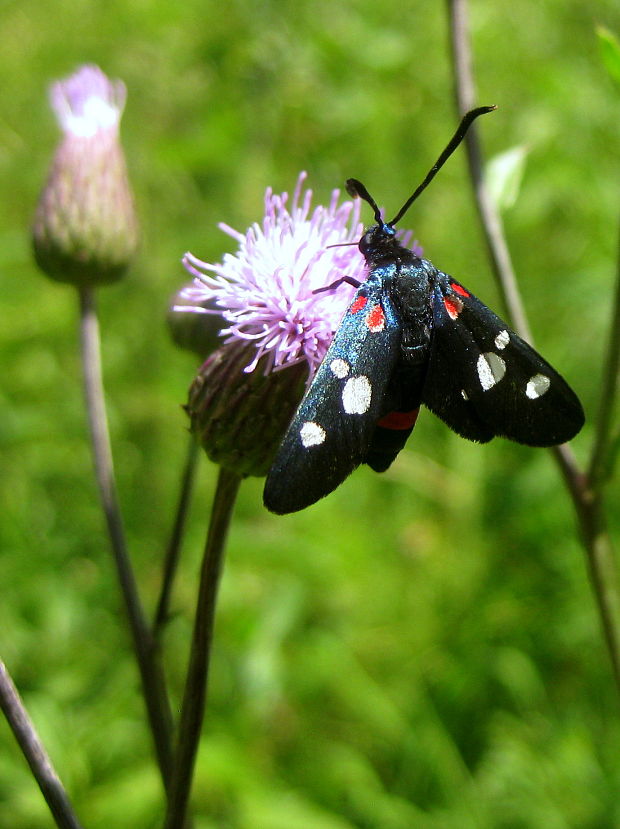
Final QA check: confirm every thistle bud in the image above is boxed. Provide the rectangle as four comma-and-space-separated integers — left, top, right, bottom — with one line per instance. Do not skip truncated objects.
32, 64, 138, 287
167, 283, 224, 358
186, 342, 307, 477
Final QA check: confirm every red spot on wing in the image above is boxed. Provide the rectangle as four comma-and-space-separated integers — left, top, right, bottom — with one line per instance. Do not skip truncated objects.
366, 304, 385, 332
452, 283, 470, 297
443, 296, 463, 319
350, 295, 368, 314
376, 408, 419, 430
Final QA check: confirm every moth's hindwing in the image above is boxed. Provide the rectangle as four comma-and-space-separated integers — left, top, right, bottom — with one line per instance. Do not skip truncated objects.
263, 273, 402, 514
421, 276, 584, 446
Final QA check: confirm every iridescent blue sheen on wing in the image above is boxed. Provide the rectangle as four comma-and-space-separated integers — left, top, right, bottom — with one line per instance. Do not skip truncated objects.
263, 267, 403, 514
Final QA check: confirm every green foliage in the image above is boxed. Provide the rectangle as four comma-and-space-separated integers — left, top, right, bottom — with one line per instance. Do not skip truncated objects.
1, 0, 620, 827
597, 25, 620, 89
486, 146, 528, 213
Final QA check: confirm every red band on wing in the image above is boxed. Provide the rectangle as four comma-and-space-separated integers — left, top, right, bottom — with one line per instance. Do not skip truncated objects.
443, 296, 463, 319
350, 295, 368, 314
452, 283, 470, 297
376, 408, 419, 430
366, 304, 385, 332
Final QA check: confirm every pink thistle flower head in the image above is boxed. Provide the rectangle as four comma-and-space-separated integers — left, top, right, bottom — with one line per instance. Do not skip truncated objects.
33, 64, 138, 287
178, 172, 367, 376
180, 172, 419, 478
50, 64, 127, 138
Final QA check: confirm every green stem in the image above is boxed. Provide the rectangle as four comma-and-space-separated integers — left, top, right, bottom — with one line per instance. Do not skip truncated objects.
446, 0, 620, 695
579, 495, 620, 689
153, 435, 200, 641
447, 0, 532, 341
164, 466, 241, 829
78, 286, 175, 787
0, 659, 85, 829
588, 217, 620, 489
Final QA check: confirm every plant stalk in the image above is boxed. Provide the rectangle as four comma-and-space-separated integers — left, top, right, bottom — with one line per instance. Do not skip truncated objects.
164, 466, 241, 829
446, 0, 620, 695
0, 659, 85, 829
78, 285, 175, 786
154, 435, 200, 641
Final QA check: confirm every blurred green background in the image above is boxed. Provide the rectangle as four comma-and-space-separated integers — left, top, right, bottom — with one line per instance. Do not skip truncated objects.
1, 0, 620, 826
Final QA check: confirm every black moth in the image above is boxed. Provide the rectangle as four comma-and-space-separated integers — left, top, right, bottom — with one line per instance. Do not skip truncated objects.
263, 107, 584, 514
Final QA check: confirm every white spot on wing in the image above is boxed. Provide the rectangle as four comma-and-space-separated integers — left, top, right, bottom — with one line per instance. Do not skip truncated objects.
526, 374, 550, 399
330, 358, 350, 379
494, 329, 510, 350
461, 389, 469, 401
300, 421, 326, 447
477, 352, 506, 391
342, 375, 372, 414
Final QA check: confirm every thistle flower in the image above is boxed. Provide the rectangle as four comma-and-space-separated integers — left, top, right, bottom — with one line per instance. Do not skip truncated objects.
181, 173, 372, 475
179, 172, 372, 372
33, 64, 138, 287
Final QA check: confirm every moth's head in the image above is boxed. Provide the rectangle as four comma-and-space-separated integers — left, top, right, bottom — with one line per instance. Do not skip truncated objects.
346, 179, 413, 264
358, 222, 402, 260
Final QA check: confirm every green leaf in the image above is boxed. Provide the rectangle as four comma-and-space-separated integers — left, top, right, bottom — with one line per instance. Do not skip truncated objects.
597, 26, 620, 88
485, 145, 528, 212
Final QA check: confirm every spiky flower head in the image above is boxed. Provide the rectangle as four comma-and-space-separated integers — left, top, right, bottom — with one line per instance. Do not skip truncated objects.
180, 172, 374, 475
33, 64, 138, 287
178, 172, 374, 373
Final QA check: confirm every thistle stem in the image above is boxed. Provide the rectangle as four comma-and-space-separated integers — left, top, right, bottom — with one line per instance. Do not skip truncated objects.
0, 659, 85, 829
446, 0, 620, 696
447, 0, 532, 341
580, 499, 620, 688
588, 217, 620, 489
153, 435, 200, 641
164, 466, 241, 829
78, 286, 175, 786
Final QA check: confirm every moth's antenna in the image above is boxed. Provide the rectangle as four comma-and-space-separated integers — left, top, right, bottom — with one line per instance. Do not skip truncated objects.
346, 178, 383, 225
325, 241, 359, 249
389, 105, 496, 227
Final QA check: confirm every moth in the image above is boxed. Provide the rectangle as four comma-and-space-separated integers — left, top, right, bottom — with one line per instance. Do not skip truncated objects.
264, 107, 584, 514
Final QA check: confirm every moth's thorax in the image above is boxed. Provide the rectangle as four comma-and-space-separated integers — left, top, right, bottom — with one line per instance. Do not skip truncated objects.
392, 257, 436, 299
391, 258, 435, 362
